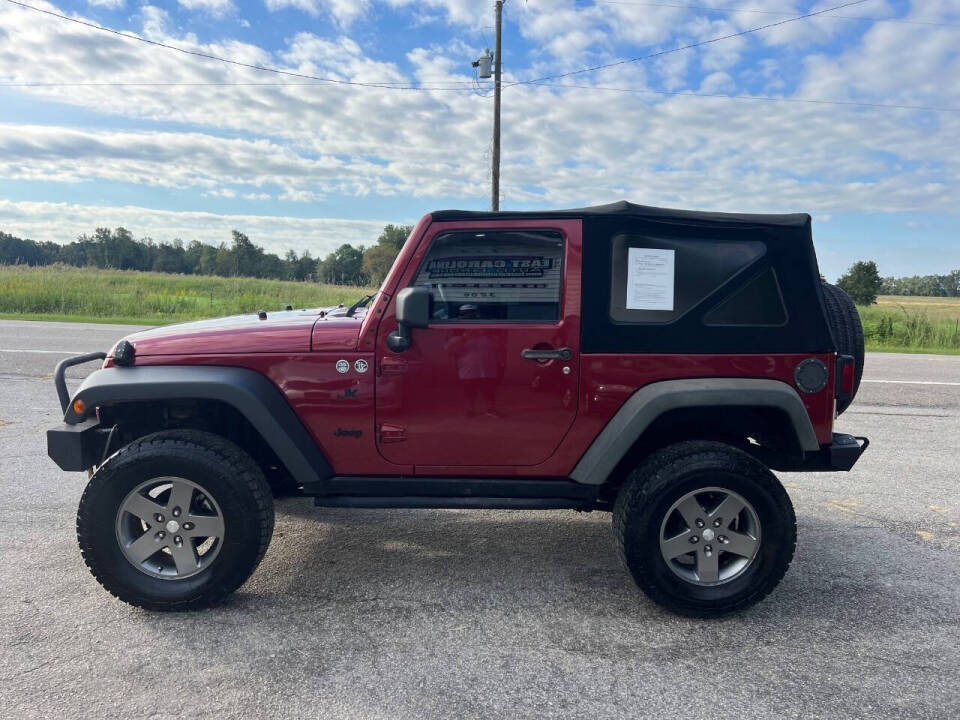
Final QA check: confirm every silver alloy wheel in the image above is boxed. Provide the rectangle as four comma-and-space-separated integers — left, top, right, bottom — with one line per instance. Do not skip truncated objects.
659, 486, 761, 586
115, 476, 225, 579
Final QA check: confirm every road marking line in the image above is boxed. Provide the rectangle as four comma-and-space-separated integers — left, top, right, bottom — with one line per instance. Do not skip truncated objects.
0, 349, 89, 355
862, 379, 960, 386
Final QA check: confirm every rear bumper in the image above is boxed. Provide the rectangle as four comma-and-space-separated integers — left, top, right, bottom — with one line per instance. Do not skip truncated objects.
825, 433, 870, 470
777, 432, 869, 472
47, 419, 112, 471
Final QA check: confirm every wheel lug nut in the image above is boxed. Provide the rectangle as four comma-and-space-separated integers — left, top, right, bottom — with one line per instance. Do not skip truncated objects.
174, 536, 183, 546
156, 531, 165, 540
154, 514, 164, 524
713, 518, 722, 528
182, 522, 194, 531
172, 507, 181, 518
718, 535, 728, 544
689, 535, 699, 544
704, 544, 713, 553
695, 519, 705, 528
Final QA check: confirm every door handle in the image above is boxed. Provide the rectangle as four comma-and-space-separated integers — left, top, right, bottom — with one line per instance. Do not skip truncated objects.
521, 347, 572, 361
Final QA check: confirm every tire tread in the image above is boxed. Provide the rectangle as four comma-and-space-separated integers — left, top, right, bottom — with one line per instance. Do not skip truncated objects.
613, 441, 796, 617
821, 282, 865, 414
77, 430, 274, 611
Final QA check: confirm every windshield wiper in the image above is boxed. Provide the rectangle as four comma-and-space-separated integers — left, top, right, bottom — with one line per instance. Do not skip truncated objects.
345, 293, 375, 317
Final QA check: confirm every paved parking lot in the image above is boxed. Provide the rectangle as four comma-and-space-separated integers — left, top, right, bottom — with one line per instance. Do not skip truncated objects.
1, 319, 958, 719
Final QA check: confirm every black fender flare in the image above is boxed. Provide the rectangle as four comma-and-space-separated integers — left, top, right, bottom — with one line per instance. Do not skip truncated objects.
569, 378, 820, 485
64, 366, 334, 486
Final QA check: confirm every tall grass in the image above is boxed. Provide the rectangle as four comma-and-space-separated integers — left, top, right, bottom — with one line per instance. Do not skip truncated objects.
0, 264, 373, 325
859, 302, 960, 353
2, 266, 959, 354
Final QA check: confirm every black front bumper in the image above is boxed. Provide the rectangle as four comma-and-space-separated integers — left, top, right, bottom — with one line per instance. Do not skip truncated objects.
47, 419, 113, 471
48, 351, 110, 471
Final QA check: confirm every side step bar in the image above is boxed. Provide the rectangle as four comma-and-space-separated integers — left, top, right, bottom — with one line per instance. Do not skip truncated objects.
306, 476, 599, 511
314, 496, 592, 510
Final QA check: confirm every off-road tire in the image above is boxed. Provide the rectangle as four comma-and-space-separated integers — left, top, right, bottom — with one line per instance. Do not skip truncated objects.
821, 281, 865, 414
77, 430, 274, 611
613, 441, 796, 617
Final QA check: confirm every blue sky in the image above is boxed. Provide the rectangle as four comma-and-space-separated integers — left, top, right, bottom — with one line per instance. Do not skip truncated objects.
0, 0, 958, 280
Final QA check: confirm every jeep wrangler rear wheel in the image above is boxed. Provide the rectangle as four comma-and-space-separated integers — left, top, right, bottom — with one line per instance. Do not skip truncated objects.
613, 441, 796, 617
77, 430, 274, 611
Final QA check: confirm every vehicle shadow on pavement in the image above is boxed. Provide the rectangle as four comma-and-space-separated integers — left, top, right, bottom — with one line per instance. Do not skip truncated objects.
260, 499, 635, 607
233, 498, 955, 635
90, 499, 954, 720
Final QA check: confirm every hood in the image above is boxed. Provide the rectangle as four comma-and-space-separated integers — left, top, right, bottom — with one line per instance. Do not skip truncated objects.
115, 306, 366, 357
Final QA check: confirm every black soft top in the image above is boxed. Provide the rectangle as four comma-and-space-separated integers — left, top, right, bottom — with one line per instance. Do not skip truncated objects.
434, 200, 832, 354
431, 201, 810, 230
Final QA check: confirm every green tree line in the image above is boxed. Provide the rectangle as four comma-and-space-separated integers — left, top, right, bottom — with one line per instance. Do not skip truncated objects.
880, 270, 960, 298
0, 223, 413, 286
837, 261, 960, 305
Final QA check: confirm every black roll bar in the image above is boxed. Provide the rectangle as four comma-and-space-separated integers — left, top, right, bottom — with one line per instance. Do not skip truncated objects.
54, 352, 107, 412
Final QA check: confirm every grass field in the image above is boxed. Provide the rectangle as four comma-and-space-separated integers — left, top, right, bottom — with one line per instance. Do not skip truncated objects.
860, 295, 960, 354
0, 265, 373, 325
2, 266, 958, 354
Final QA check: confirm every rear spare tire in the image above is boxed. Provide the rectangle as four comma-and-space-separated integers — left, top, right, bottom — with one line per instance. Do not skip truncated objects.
821, 282, 864, 414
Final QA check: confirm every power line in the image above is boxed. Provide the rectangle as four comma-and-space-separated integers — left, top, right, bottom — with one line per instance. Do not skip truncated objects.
534, 82, 960, 113
5, 79, 953, 114
1, 0, 456, 91
587, 1, 960, 27
0, 81, 475, 89
505, 0, 874, 87
4, 0, 949, 113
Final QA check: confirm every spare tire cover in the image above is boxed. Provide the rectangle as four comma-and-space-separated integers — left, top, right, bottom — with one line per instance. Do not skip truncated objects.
821, 282, 865, 415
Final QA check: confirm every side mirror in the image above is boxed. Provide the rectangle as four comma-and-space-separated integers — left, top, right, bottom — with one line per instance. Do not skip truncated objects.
387, 286, 431, 353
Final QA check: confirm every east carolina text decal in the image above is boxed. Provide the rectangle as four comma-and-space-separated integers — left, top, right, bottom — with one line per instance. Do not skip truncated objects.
425, 256, 554, 279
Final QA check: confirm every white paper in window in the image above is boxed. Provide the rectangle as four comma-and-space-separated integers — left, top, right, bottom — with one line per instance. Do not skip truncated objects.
626, 247, 675, 311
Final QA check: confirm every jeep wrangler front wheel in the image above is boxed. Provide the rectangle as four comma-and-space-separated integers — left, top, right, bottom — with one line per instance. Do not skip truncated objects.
77, 430, 274, 610
613, 441, 796, 617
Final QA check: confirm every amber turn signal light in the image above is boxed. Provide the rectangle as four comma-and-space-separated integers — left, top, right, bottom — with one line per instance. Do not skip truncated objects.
72, 398, 87, 416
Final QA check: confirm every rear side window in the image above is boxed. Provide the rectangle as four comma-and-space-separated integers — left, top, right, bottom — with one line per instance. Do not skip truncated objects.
413, 230, 564, 323
703, 268, 788, 326
609, 233, 765, 324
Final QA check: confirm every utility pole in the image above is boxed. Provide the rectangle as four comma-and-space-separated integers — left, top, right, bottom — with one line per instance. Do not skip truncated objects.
492, 0, 503, 211
472, 2, 505, 211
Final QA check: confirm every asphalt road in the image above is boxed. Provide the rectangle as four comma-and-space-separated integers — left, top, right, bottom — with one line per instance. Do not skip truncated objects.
1, 319, 958, 719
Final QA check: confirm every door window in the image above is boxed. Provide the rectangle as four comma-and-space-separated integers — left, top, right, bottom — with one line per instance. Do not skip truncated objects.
413, 230, 564, 323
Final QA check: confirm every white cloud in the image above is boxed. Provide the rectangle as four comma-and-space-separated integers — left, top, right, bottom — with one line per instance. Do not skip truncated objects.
383, 0, 483, 27
139, 4, 170, 40
203, 188, 238, 198
264, 0, 370, 27
87, 0, 125, 9
0, 200, 390, 257
0, 0, 957, 251
699, 71, 733, 93
178, 0, 234, 17
0, 124, 392, 199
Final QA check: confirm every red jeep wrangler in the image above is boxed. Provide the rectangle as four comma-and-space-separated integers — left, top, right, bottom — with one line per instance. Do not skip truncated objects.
48, 202, 867, 616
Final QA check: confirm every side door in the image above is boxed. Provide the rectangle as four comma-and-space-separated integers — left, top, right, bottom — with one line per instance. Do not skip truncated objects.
374, 219, 582, 469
